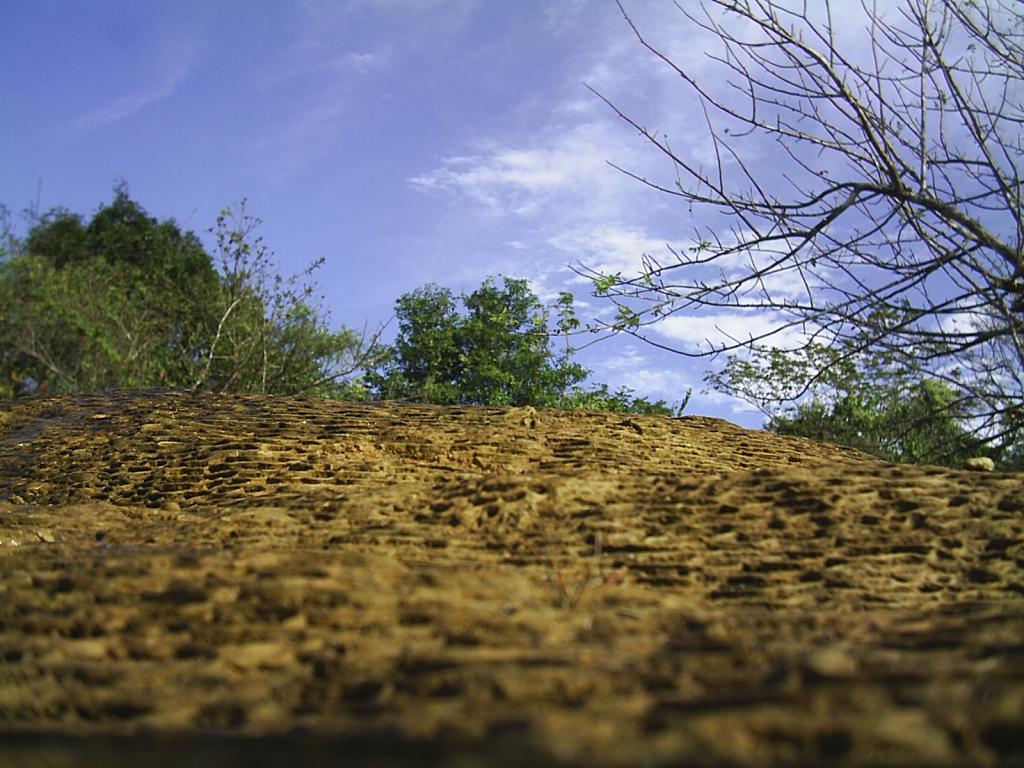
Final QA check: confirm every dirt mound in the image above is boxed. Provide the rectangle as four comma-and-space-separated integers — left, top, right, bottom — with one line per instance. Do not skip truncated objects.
1, 389, 1022, 767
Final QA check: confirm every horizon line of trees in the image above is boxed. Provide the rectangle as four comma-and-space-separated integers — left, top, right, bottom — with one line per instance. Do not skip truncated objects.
0, 186, 682, 417
0, 186, 1017, 469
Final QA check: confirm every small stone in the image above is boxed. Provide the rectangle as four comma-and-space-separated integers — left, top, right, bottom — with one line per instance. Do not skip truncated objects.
162, 500, 181, 512
35, 529, 56, 543
964, 457, 995, 472
506, 406, 539, 429
67, 638, 109, 661
805, 644, 858, 679
225, 641, 295, 670
211, 586, 241, 604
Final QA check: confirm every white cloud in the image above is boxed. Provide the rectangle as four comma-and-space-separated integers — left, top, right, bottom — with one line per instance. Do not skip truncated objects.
582, 342, 695, 402
541, 0, 591, 32
403, 3, 726, 232
248, 39, 392, 167
591, 343, 649, 372
618, 366, 693, 398
699, 386, 763, 417
549, 223, 683, 279
408, 121, 621, 216
656, 311, 808, 352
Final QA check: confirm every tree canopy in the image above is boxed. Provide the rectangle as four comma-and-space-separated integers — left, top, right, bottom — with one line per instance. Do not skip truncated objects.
2, 190, 679, 415
1, 188, 683, 414
0, 188, 374, 398
706, 314, 997, 467
368, 276, 682, 414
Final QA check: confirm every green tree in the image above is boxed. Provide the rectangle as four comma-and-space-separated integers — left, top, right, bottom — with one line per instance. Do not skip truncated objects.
28, 183, 211, 282
370, 284, 464, 403
369, 276, 683, 414
0, 188, 377, 398
370, 277, 586, 406
707, 333, 997, 467
192, 202, 379, 396
459, 277, 586, 406
1, 187, 218, 394
0, 252, 186, 392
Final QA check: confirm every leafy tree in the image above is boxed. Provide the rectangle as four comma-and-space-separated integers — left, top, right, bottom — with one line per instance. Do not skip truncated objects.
1, 187, 218, 395
0, 188, 377, 398
707, 321, 998, 467
459, 277, 589, 406
370, 277, 587, 406
370, 284, 464, 403
192, 203, 380, 396
0, 252, 187, 393
26, 184, 205, 276
369, 276, 684, 414
770, 381, 978, 467
557, 383, 686, 416
582, 0, 1023, 459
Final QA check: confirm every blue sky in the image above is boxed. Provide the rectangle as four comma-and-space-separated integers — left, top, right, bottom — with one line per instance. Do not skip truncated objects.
0, 0, 857, 425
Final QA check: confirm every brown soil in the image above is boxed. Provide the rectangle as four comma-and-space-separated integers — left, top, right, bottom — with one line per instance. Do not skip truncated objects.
1, 389, 1022, 767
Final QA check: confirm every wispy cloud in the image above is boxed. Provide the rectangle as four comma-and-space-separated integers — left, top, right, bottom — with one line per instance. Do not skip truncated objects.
405, 3, 723, 238
584, 344, 695, 401
408, 120, 621, 216
248, 37, 391, 171
260, 47, 389, 90
541, 0, 592, 33
73, 34, 199, 133
549, 223, 685, 281
615, 366, 694, 399
300, 0, 478, 41
656, 311, 808, 352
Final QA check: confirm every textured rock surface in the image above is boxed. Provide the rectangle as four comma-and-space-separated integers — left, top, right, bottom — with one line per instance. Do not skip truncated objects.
1, 389, 1022, 767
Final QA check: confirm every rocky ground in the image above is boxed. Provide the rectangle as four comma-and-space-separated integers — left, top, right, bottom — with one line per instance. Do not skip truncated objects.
1, 389, 1022, 767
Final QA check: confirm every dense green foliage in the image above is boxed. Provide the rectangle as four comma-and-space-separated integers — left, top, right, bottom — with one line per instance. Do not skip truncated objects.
0, 188, 370, 398
557, 383, 689, 416
707, 334, 1017, 469
192, 204, 372, 396
1, 190, 680, 415
368, 277, 681, 414
369, 278, 585, 407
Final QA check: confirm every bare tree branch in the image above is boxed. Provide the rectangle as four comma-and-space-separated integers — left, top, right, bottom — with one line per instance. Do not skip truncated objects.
583, 0, 1023, 454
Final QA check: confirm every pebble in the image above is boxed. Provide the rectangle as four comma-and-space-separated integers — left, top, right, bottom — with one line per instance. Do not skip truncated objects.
805, 644, 858, 678
964, 457, 995, 472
